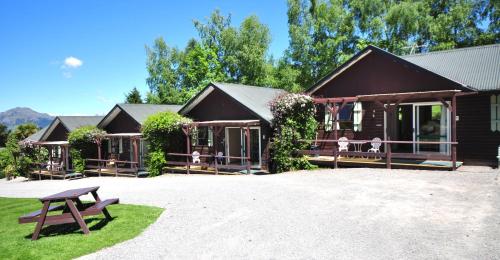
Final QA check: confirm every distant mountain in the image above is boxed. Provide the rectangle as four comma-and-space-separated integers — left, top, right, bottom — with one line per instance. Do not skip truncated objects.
0, 107, 54, 129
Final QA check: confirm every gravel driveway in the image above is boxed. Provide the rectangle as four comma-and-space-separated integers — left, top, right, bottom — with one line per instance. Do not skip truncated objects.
1, 167, 499, 259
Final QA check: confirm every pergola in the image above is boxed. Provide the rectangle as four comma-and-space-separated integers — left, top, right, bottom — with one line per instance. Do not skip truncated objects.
312, 90, 477, 170
168, 120, 260, 174
30, 141, 70, 179
87, 133, 142, 177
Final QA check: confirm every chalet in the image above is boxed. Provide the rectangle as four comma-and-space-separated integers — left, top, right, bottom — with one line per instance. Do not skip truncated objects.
174, 82, 286, 173
96, 103, 182, 170
24, 116, 103, 178
307, 44, 500, 169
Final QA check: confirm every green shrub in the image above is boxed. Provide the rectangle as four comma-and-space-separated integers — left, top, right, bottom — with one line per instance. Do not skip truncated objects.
142, 111, 191, 153
68, 126, 106, 172
270, 93, 318, 173
147, 151, 167, 177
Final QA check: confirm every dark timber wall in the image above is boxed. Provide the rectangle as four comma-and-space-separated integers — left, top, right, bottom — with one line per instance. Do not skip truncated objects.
456, 92, 500, 166
311, 50, 497, 165
104, 110, 141, 134
185, 88, 271, 169
312, 50, 464, 98
45, 123, 69, 141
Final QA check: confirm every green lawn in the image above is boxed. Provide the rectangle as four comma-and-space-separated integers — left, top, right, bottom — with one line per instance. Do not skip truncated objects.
0, 197, 164, 260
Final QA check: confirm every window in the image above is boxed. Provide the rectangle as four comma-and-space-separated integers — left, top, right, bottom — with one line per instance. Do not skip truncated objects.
191, 127, 213, 146
353, 102, 363, 132
107, 137, 123, 154
324, 105, 334, 131
491, 95, 500, 132
324, 102, 363, 132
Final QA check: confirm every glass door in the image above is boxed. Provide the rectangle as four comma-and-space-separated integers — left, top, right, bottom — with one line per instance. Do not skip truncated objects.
414, 104, 450, 154
241, 127, 261, 167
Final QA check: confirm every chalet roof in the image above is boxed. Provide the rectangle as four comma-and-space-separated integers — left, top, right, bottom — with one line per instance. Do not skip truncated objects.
307, 44, 498, 94
402, 44, 500, 91
24, 126, 48, 142
57, 116, 103, 131
40, 116, 103, 141
180, 82, 287, 123
98, 103, 182, 128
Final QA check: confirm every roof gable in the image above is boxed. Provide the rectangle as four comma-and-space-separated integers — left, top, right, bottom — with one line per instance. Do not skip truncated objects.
307, 45, 473, 96
24, 126, 48, 142
40, 116, 102, 141
179, 82, 287, 123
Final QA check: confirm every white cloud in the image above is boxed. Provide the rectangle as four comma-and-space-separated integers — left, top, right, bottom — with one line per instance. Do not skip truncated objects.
63, 56, 83, 68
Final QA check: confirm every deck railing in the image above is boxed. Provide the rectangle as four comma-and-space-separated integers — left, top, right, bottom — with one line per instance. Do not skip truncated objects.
166, 152, 251, 174
30, 162, 67, 180
298, 139, 458, 170
85, 159, 139, 177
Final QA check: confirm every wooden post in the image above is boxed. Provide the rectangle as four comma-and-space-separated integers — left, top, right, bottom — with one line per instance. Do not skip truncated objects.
386, 137, 392, 169
333, 104, 339, 169
246, 126, 251, 174
451, 94, 457, 170
133, 138, 139, 176
213, 126, 218, 175
97, 139, 102, 177
49, 146, 53, 180
38, 146, 41, 180
186, 127, 191, 174
61, 146, 66, 179
64, 145, 69, 172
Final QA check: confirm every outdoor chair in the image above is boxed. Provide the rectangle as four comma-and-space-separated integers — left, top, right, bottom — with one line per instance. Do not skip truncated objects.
216, 152, 224, 164
338, 137, 349, 158
367, 137, 382, 159
192, 151, 201, 164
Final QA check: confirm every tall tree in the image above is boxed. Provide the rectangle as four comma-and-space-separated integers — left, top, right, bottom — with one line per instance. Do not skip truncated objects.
125, 87, 143, 104
145, 37, 182, 104
0, 123, 8, 147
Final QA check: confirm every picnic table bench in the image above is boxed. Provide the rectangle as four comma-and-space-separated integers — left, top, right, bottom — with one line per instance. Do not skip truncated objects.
18, 186, 119, 240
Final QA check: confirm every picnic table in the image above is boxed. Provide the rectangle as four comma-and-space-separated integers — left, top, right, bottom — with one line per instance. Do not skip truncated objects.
18, 186, 119, 240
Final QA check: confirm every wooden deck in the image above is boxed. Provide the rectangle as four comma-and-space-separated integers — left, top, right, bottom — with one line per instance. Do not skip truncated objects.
29, 170, 82, 180
306, 155, 463, 170
164, 165, 268, 175
84, 168, 145, 177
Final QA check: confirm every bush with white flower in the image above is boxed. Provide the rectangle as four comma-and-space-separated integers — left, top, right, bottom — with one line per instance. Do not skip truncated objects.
269, 93, 317, 173
68, 126, 107, 173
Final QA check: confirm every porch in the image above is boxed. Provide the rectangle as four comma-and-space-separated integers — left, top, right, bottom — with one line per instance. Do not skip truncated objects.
166, 120, 267, 174
27, 141, 82, 180
305, 90, 475, 171
84, 133, 144, 177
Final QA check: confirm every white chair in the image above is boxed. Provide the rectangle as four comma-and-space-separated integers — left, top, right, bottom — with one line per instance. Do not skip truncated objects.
338, 137, 349, 158
367, 137, 382, 159
192, 151, 201, 164
216, 152, 224, 164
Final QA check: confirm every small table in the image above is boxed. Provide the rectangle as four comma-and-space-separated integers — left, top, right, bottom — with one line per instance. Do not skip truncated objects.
350, 141, 368, 157
19, 186, 119, 240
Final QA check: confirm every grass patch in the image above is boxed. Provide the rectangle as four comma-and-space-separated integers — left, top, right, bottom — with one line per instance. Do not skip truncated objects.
0, 197, 164, 260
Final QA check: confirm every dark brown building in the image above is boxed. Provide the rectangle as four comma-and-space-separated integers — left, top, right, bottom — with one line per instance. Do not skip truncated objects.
307, 44, 500, 166
97, 103, 182, 169
179, 82, 287, 170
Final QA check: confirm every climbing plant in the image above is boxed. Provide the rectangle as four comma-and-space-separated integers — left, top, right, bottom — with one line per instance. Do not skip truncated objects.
270, 93, 318, 173
142, 111, 192, 176
68, 126, 106, 173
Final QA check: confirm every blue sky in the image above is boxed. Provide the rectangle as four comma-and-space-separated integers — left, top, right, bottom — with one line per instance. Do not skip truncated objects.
0, 0, 289, 116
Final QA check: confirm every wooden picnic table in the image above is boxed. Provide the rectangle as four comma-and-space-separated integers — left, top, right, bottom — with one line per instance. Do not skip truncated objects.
18, 186, 119, 240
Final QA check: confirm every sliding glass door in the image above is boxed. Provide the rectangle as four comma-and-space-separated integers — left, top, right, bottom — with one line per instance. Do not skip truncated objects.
225, 127, 262, 167
415, 103, 450, 154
